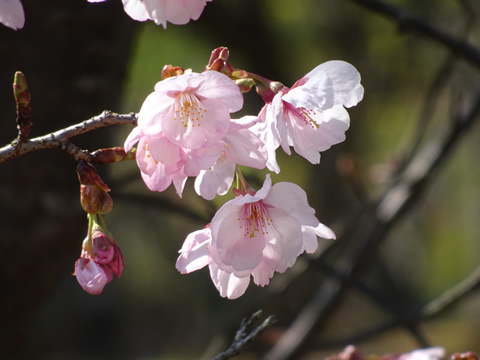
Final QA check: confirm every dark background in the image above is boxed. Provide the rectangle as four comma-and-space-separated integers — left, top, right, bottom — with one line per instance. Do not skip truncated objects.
2, 0, 480, 359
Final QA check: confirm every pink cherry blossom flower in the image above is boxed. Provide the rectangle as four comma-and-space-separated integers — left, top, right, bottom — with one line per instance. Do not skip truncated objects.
176, 175, 335, 299
0, 0, 25, 30
252, 61, 364, 172
137, 71, 243, 149
87, 0, 211, 28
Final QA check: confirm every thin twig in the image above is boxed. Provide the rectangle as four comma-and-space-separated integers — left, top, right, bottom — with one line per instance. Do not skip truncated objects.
348, 0, 480, 68
213, 310, 276, 360
0, 111, 137, 164
315, 262, 480, 348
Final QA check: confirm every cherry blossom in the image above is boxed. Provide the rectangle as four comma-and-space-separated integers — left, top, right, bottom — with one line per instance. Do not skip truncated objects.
176, 175, 335, 299
137, 70, 243, 149
87, 0, 212, 29
0, 0, 25, 30
252, 61, 364, 172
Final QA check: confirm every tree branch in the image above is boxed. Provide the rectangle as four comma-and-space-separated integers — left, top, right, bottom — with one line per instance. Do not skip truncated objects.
0, 110, 137, 164
213, 310, 276, 360
348, 0, 480, 68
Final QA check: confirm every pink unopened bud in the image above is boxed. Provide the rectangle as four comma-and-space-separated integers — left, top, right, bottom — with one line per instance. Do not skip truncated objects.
74, 258, 109, 295
206, 47, 234, 76
77, 162, 113, 214
92, 230, 114, 264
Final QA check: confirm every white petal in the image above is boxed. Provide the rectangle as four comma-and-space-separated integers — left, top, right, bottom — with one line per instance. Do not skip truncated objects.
122, 0, 152, 23
194, 158, 235, 200
195, 71, 244, 113
209, 263, 250, 299
0, 0, 24, 30
284, 71, 334, 111
265, 182, 319, 227
310, 60, 364, 108
176, 228, 211, 274
224, 129, 267, 169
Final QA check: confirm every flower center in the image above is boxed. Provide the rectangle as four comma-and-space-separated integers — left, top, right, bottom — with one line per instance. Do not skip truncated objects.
173, 91, 207, 128
297, 107, 319, 129
238, 201, 272, 238
284, 100, 319, 129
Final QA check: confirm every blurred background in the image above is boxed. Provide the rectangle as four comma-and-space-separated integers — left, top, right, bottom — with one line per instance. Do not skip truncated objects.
2, 0, 480, 359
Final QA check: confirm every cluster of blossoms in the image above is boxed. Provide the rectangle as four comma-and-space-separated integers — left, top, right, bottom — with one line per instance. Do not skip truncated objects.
125, 47, 364, 299
3, 0, 364, 299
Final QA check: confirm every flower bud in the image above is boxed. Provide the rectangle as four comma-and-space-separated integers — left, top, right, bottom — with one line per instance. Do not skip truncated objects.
74, 216, 124, 295
90, 147, 135, 164
74, 258, 109, 295
13, 71, 33, 141
205, 47, 234, 77
91, 230, 114, 264
76, 162, 113, 214
161, 65, 185, 79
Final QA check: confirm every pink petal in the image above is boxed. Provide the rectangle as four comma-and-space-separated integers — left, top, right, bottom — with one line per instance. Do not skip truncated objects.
75, 258, 109, 295
185, 142, 224, 176
260, 207, 303, 272
282, 70, 334, 111
164, 0, 211, 25
137, 91, 173, 136
194, 157, 236, 200
124, 126, 143, 152
214, 208, 266, 272
209, 263, 250, 299
0, 0, 25, 30
148, 135, 184, 168
195, 71, 243, 113
176, 228, 211, 274
224, 129, 267, 170
228, 116, 261, 133
309, 60, 364, 108
264, 182, 319, 227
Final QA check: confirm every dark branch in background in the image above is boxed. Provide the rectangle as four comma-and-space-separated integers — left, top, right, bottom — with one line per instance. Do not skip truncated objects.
213, 310, 276, 360
316, 261, 480, 348
264, 10, 480, 358
347, 0, 480, 68
0, 111, 137, 164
